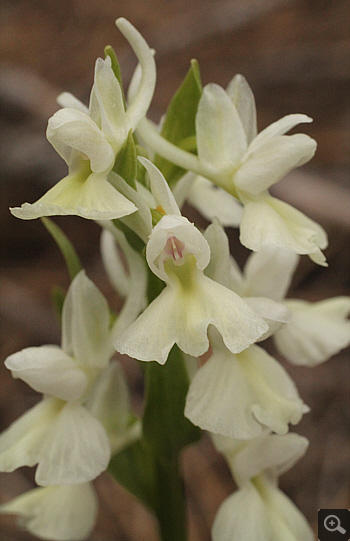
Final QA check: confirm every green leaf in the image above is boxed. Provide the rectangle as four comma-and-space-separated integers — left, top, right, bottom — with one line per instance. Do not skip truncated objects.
104, 45, 126, 106
154, 59, 202, 184
113, 130, 137, 189
41, 218, 82, 281
108, 439, 158, 511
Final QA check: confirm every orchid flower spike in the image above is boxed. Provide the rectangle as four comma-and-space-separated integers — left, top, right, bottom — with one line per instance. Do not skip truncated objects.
0, 271, 112, 486
195, 75, 328, 265
10, 19, 156, 221
114, 161, 268, 364
211, 432, 314, 541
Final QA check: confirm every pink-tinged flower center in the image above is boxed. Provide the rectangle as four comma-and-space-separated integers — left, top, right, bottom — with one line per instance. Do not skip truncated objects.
164, 236, 185, 264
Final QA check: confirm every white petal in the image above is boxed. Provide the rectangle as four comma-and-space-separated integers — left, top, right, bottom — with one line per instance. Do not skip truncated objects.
116, 18, 156, 130
87, 362, 141, 454
0, 483, 98, 541
204, 220, 244, 293
196, 83, 247, 173
115, 275, 267, 364
248, 113, 313, 154
243, 247, 299, 301
0, 398, 60, 472
212, 484, 271, 541
62, 271, 111, 369
237, 345, 306, 435
231, 433, 309, 487
114, 286, 180, 364
106, 227, 148, 338
244, 297, 291, 340
138, 157, 181, 216
235, 134, 317, 194
274, 297, 350, 365
266, 485, 315, 541
36, 403, 111, 486
239, 195, 328, 265
4, 345, 87, 402
100, 229, 130, 297
185, 351, 264, 439
108, 172, 153, 242
146, 214, 211, 282
187, 176, 243, 227
47, 108, 115, 173
57, 92, 89, 113
10, 170, 137, 221
89, 57, 127, 152
226, 74, 257, 144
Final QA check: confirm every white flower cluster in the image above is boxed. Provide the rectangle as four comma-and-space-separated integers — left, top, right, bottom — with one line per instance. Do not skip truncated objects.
1, 16, 349, 541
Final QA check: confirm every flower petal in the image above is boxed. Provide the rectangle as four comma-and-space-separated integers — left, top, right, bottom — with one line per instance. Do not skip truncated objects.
4, 345, 87, 402
62, 271, 111, 369
243, 247, 299, 301
89, 57, 127, 153
185, 351, 264, 439
115, 274, 267, 364
114, 286, 179, 364
248, 113, 313, 153
0, 483, 98, 541
244, 297, 291, 340
187, 176, 243, 227
146, 214, 211, 282
0, 398, 60, 472
239, 195, 328, 265
47, 108, 115, 173
204, 220, 244, 293
196, 83, 247, 173
235, 134, 317, 194
212, 484, 270, 541
238, 345, 306, 435
226, 74, 257, 144
231, 433, 309, 487
138, 157, 181, 216
274, 297, 350, 365
10, 170, 137, 221
266, 484, 315, 541
36, 403, 111, 486
57, 92, 89, 113
86, 362, 141, 454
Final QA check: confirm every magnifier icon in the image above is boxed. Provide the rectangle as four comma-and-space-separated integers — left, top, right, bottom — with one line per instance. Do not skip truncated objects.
324, 514, 346, 534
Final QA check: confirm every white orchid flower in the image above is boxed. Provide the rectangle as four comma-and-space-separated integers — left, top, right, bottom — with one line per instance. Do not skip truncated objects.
10, 19, 156, 221
185, 335, 307, 439
0, 483, 98, 541
204, 221, 291, 338
114, 161, 268, 364
211, 433, 314, 541
233, 245, 350, 365
0, 271, 112, 486
196, 76, 328, 265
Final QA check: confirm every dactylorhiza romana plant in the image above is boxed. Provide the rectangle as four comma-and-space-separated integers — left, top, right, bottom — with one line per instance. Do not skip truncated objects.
1, 17, 349, 541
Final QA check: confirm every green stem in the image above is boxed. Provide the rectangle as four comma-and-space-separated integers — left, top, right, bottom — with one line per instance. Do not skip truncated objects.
156, 455, 187, 541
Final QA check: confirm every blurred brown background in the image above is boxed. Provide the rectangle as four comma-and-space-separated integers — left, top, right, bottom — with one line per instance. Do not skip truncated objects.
0, 0, 349, 539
